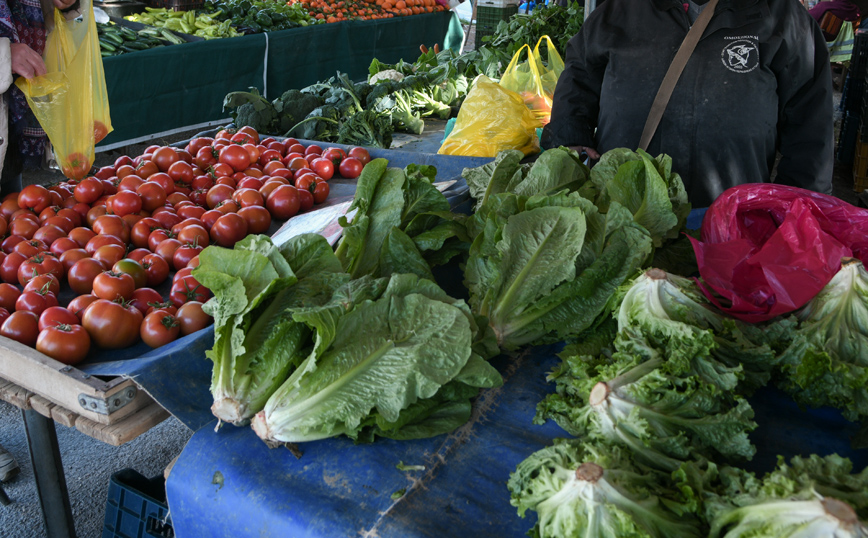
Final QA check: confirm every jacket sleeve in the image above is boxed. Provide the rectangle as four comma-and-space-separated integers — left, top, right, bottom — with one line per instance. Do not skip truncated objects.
773, 10, 834, 195
0, 38, 14, 95
540, 23, 607, 150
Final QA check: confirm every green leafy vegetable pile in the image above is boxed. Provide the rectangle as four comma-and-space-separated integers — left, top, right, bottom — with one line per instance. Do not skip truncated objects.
460, 147, 689, 350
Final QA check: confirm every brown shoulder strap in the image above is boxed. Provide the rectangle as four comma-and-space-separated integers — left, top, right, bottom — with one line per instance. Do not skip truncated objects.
638, 0, 720, 151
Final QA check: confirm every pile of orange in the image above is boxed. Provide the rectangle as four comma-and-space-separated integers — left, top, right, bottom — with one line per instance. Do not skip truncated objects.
289, 0, 445, 22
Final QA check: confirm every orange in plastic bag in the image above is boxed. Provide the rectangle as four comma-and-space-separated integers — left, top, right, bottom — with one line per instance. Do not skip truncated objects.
499, 36, 565, 125
438, 75, 542, 157
15, 0, 112, 179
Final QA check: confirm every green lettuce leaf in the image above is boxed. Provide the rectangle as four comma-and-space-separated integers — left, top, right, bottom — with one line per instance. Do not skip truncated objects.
508, 438, 704, 538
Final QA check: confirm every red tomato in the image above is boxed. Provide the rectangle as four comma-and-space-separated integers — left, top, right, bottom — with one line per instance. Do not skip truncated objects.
1, 310, 40, 346
304, 144, 323, 156
141, 254, 170, 288
298, 188, 314, 213
137, 182, 167, 212
209, 213, 248, 248
313, 181, 330, 204
155, 238, 183, 262
152, 210, 183, 231
169, 275, 211, 307
130, 287, 164, 318
322, 147, 347, 167
92, 244, 127, 268
59, 248, 89, 273
237, 206, 271, 235
117, 174, 144, 193
63, 152, 92, 180
18, 185, 52, 213
44, 215, 74, 234
68, 227, 96, 248
140, 312, 181, 348
82, 299, 142, 348
177, 204, 206, 221
0, 252, 27, 283
338, 157, 364, 179
74, 178, 104, 205
92, 271, 136, 301
186, 137, 214, 156
38, 306, 80, 331
147, 229, 176, 252
32, 224, 67, 247
152, 146, 181, 172
266, 185, 301, 220
24, 273, 60, 296
110, 190, 142, 217
15, 289, 58, 315
68, 294, 98, 322
348, 147, 371, 165
311, 158, 335, 180
85, 234, 125, 256
194, 146, 219, 170
68, 258, 106, 295
93, 214, 130, 243
219, 145, 252, 173
36, 323, 90, 364
173, 267, 194, 283
14, 239, 49, 258
0, 283, 20, 311
18, 253, 63, 287
176, 301, 212, 335
147, 172, 175, 195
126, 248, 152, 264
9, 217, 38, 239
206, 184, 235, 209
1, 235, 25, 254
173, 242, 204, 272
176, 225, 209, 248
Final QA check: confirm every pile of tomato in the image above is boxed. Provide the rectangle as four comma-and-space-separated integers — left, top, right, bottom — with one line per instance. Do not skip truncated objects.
0, 125, 372, 366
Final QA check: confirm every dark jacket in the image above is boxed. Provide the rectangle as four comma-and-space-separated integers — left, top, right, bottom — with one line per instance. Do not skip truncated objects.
540, 0, 834, 207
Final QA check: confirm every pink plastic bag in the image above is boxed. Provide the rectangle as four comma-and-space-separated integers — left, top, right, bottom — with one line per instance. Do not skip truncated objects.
689, 184, 868, 323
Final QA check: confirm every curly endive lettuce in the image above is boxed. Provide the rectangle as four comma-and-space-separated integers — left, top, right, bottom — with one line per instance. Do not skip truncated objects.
616, 269, 787, 394
707, 455, 868, 538
536, 349, 757, 472
508, 438, 703, 538
776, 258, 868, 420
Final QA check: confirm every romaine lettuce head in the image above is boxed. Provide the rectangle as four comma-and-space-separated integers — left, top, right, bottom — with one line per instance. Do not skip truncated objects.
251, 274, 495, 444
776, 258, 868, 420
590, 149, 690, 248
464, 191, 653, 350
508, 438, 703, 538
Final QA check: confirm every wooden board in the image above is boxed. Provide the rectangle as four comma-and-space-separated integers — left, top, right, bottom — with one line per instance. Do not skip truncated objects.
0, 377, 169, 446
0, 337, 154, 425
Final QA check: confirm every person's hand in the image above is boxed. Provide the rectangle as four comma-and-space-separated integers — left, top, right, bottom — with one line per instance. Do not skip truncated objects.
52, 0, 77, 10
566, 145, 600, 160
10, 43, 46, 79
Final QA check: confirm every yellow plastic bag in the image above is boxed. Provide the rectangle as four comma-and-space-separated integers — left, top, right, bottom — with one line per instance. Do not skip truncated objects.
438, 75, 542, 157
15, 0, 112, 179
498, 36, 565, 125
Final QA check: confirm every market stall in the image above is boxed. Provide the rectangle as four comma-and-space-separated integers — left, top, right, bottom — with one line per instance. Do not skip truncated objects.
97, 10, 464, 147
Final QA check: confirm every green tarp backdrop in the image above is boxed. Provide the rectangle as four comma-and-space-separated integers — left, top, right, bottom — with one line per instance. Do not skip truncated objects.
99, 11, 463, 147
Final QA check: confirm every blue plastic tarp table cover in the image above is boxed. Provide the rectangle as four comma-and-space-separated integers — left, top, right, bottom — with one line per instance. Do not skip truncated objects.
163, 344, 868, 538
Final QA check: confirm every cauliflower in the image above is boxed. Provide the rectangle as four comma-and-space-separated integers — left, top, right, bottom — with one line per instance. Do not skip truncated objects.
369, 69, 405, 84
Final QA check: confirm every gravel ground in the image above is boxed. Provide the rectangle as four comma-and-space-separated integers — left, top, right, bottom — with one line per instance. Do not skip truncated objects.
0, 402, 193, 538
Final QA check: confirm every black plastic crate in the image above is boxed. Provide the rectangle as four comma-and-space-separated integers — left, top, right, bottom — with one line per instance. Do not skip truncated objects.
475, 5, 518, 49
837, 110, 861, 165
103, 469, 174, 538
